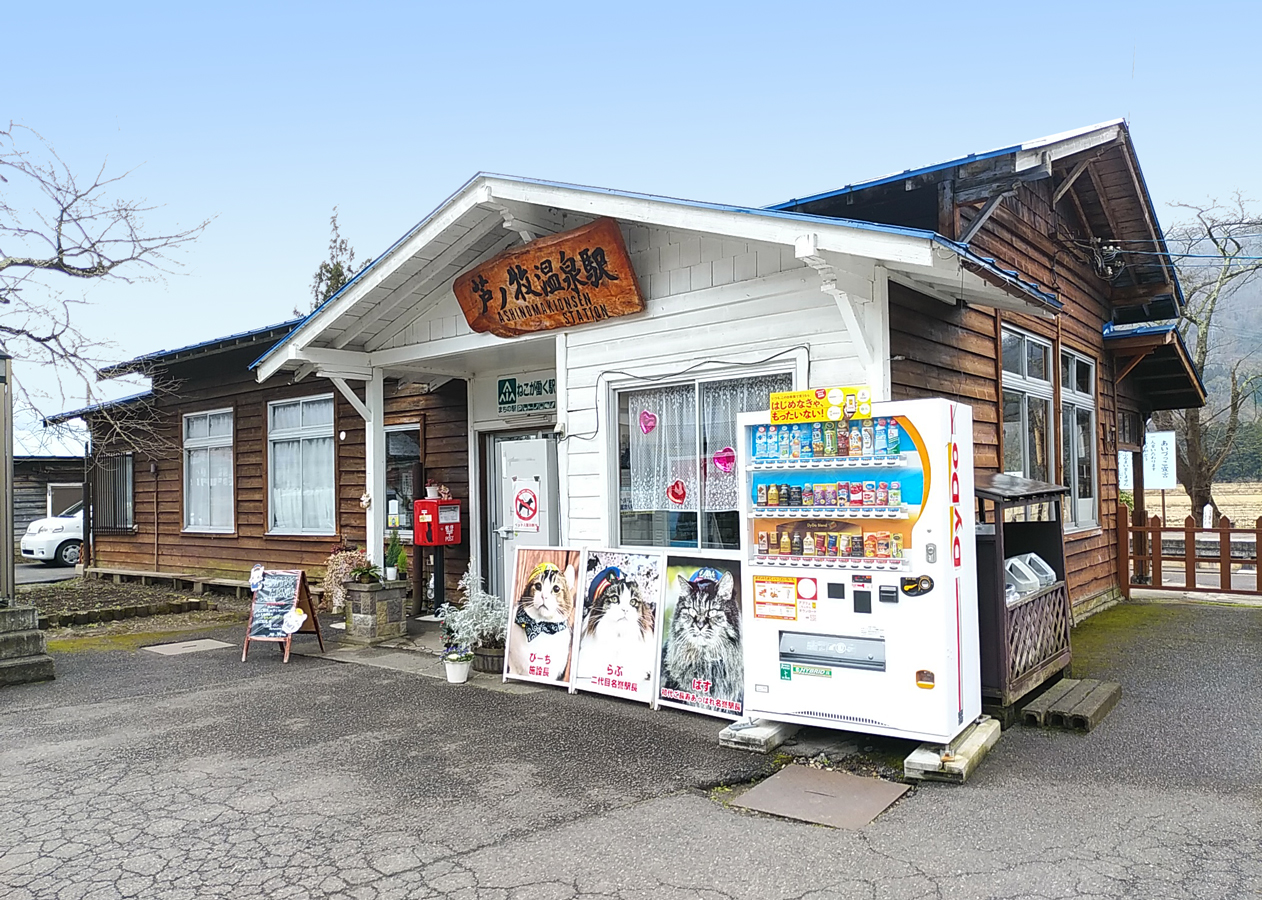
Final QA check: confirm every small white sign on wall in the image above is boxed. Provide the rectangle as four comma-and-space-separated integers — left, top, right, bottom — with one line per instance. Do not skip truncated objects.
1143, 431, 1178, 490
1118, 451, 1133, 491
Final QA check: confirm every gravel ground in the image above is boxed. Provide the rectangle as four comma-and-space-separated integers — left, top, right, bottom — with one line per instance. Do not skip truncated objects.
17, 577, 212, 616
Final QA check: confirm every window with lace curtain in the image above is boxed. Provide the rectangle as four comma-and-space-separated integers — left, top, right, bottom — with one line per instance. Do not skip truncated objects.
616, 372, 793, 549
268, 395, 336, 535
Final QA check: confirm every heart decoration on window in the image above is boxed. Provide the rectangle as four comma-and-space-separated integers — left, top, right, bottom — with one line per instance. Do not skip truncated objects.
639, 410, 658, 434
712, 446, 736, 474
666, 480, 687, 505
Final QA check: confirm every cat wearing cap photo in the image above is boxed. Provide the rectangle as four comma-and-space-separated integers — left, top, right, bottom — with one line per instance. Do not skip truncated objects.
662, 567, 743, 701
576, 567, 657, 685
506, 560, 576, 681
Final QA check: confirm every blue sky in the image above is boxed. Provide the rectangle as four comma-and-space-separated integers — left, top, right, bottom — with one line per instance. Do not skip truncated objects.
6, 0, 1261, 423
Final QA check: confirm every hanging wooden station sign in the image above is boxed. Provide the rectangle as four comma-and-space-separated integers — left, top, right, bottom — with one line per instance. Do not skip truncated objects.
453, 217, 645, 338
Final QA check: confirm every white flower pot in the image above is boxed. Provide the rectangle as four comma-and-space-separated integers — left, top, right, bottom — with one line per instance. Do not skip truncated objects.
444, 659, 472, 683
384, 566, 398, 582
425, 487, 439, 499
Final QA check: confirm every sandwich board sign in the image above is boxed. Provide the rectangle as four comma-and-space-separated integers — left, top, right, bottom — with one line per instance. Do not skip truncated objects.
242, 569, 325, 663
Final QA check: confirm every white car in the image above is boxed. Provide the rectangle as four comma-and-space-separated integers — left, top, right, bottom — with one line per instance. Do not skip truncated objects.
21, 502, 84, 567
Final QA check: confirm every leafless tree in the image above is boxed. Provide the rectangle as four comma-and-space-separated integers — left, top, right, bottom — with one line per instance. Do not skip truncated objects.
0, 122, 209, 438
1154, 195, 1262, 521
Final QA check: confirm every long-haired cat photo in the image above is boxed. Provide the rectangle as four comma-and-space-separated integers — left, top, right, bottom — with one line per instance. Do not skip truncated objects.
576, 566, 657, 687
662, 567, 743, 704
506, 555, 577, 682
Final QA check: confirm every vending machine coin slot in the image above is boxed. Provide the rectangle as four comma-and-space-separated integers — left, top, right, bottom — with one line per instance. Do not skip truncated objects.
879, 585, 899, 604
853, 589, 872, 614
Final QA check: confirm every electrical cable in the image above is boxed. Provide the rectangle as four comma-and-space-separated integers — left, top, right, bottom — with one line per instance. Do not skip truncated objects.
559, 344, 811, 443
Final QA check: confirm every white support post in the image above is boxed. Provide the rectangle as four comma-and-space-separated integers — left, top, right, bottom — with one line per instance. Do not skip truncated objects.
365, 370, 386, 566
866, 265, 892, 401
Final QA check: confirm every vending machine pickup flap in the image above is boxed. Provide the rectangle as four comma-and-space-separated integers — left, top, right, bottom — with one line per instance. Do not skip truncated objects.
778, 631, 886, 671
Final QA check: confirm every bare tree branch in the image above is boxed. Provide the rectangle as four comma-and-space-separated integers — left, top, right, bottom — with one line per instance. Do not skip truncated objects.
0, 122, 211, 450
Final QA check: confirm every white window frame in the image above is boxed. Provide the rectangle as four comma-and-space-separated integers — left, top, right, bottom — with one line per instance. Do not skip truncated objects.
1060, 349, 1098, 529
385, 423, 421, 541
182, 408, 235, 534
1000, 326, 1055, 483
267, 394, 336, 536
608, 361, 799, 553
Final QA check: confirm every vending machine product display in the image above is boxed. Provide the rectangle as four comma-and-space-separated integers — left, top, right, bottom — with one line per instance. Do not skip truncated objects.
737, 393, 980, 744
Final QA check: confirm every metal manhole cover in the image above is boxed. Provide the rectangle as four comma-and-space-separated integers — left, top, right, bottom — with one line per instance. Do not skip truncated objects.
141, 639, 236, 656
731, 764, 909, 829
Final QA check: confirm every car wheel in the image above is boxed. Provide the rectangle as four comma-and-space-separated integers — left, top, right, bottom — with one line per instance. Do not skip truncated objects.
55, 541, 81, 567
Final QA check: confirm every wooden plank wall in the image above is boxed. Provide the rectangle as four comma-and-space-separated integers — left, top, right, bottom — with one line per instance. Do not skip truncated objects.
385, 379, 469, 597
892, 177, 1122, 606
89, 345, 470, 587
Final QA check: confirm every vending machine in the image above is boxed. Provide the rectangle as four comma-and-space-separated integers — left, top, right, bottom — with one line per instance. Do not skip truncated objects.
737, 392, 980, 745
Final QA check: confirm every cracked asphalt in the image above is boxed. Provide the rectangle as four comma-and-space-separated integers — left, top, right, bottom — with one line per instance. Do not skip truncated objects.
2, 600, 1260, 899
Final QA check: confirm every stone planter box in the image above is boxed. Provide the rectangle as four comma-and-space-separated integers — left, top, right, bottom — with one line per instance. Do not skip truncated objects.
343, 580, 409, 643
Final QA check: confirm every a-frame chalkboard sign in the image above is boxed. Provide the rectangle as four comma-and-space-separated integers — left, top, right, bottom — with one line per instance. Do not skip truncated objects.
242, 569, 325, 663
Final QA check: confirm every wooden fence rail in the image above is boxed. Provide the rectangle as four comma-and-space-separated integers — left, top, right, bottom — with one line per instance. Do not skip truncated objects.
1117, 501, 1261, 597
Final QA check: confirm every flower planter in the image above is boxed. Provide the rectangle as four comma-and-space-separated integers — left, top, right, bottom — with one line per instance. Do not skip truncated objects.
425, 487, 440, 499
342, 580, 409, 643
444, 659, 472, 683
384, 566, 398, 582
473, 645, 505, 674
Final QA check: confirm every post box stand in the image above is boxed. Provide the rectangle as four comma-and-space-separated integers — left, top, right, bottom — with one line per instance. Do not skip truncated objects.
414, 498, 461, 614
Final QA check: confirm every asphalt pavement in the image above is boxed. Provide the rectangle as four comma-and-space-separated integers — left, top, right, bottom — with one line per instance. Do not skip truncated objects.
0, 600, 1259, 899
15, 564, 79, 585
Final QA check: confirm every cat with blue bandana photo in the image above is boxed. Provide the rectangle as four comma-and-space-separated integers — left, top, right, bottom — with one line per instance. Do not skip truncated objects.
505, 547, 582, 686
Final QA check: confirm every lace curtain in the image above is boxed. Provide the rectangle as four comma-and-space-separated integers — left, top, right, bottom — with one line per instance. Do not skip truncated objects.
627, 384, 697, 511
701, 373, 792, 510
625, 373, 791, 513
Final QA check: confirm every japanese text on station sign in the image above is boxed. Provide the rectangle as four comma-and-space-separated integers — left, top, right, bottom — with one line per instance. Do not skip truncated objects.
454, 218, 644, 338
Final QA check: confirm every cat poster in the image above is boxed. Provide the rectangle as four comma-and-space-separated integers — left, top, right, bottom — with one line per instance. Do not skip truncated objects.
571, 549, 667, 705
504, 546, 584, 687
656, 555, 745, 720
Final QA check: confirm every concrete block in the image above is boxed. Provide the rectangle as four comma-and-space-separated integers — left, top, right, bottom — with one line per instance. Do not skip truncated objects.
0, 630, 48, 660
719, 718, 800, 754
1046, 679, 1100, 728
0, 654, 55, 686
1020, 678, 1078, 726
0, 606, 39, 634
904, 717, 1001, 784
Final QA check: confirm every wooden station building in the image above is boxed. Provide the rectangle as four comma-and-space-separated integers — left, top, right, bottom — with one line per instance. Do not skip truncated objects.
55, 120, 1203, 615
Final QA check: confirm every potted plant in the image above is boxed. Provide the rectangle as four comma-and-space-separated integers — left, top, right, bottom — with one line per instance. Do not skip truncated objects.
438, 566, 508, 674
384, 530, 403, 581
350, 562, 381, 585
441, 647, 474, 683
425, 478, 440, 500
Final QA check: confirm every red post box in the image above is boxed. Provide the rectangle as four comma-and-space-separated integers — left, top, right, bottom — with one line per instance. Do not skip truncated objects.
413, 499, 461, 546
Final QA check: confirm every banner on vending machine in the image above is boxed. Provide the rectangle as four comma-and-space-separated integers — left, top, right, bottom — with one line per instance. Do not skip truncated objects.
768, 385, 871, 425
572, 549, 667, 705
656, 555, 745, 719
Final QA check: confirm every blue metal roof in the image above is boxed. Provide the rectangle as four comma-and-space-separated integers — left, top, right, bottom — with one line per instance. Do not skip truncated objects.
252, 173, 1060, 372
1103, 320, 1206, 400
764, 120, 1128, 212
101, 317, 303, 379
44, 390, 154, 426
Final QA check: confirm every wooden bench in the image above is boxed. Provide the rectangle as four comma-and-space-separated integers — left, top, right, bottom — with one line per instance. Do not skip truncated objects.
85, 567, 198, 590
